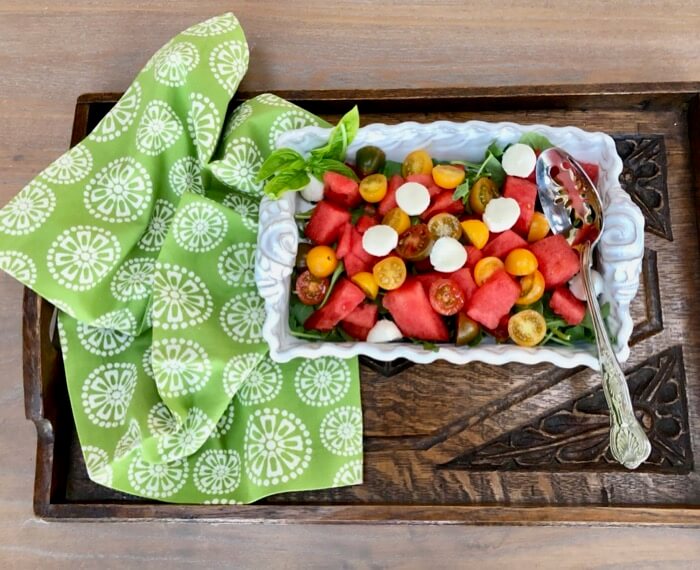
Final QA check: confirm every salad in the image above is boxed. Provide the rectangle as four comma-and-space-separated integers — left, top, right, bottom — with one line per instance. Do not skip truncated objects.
259, 109, 609, 350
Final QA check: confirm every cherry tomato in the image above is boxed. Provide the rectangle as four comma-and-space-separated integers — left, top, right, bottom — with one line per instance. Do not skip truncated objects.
527, 211, 550, 243
432, 164, 466, 189
508, 309, 547, 347
504, 248, 538, 276
396, 224, 434, 261
460, 219, 489, 249
295, 270, 329, 305
469, 177, 499, 215
295, 243, 313, 270
401, 149, 433, 178
429, 278, 465, 316
473, 256, 505, 286
356, 145, 386, 177
428, 212, 462, 240
516, 269, 545, 306
456, 312, 481, 346
382, 207, 411, 235
359, 173, 388, 203
351, 271, 379, 300
306, 245, 338, 278
373, 256, 407, 290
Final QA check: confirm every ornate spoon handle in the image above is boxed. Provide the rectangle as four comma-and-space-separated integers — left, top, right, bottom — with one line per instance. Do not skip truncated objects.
581, 245, 651, 469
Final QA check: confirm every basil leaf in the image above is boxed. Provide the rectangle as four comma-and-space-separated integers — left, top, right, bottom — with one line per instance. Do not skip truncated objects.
263, 168, 310, 199
519, 132, 553, 151
310, 105, 360, 162
310, 158, 359, 182
257, 148, 305, 181
318, 261, 345, 308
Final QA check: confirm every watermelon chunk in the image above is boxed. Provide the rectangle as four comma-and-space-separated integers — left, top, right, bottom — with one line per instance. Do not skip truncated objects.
383, 279, 449, 342
304, 200, 351, 245
449, 267, 478, 302
503, 176, 537, 236
465, 245, 483, 270
550, 286, 586, 325
413, 272, 443, 294
335, 223, 353, 259
341, 302, 379, 340
406, 174, 441, 197
530, 235, 580, 289
350, 227, 378, 265
413, 257, 434, 273
420, 191, 465, 220
304, 279, 365, 331
581, 162, 599, 185
343, 253, 371, 277
378, 174, 404, 216
482, 230, 528, 259
466, 270, 520, 329
356, 214, 379, 234
323, 171, 361, 209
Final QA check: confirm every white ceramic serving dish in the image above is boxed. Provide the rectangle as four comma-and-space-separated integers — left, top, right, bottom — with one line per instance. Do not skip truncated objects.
255, 120, 644, 369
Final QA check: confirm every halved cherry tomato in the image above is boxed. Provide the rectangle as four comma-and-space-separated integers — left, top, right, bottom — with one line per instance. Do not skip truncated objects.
516, 269, 545, 305
373, 256, 407, 290
382, 207, 411, 235
396, 224, 433, 261
356, 145, 386, 177
473, 256, 505, 286
527, 211, 550, 243
351, 271, 379, 300
456, 312, 481, 345
306, 245, 338, 278
508, 309, 547, 347
504, 248, 538, 276
429, 278, 465, 316
359, 173, 388, 203
428, 212, 462, 240
401, 149, 433, 178
432, 164, 466, 189
469, 177, 499, 215
460, 219, 489, 249
295, 270, 329, 305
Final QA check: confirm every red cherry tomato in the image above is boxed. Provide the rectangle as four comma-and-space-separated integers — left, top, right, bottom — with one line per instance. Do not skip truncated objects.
428, 278, 465, 316
295, 270, 329, 305
396, 224, 433, 261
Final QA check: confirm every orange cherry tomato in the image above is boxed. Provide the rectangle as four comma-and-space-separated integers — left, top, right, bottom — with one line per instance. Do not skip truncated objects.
401, 149, 433, 177
504, 248, 538, 276
473, 256, 505, 286
351, 271, 379, 300
382, 207, 411, 235
372, 256, 407, 290
306, 245, 338, 278
527, 212, 550, 243
508, 309, 547, 347
516, 269, 545, 305
359, 173, 388, 203
460, 219, 489, 249
432, 164, 466, 189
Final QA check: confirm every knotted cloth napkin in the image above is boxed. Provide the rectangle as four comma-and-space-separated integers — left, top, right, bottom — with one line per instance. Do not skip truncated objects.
0, 13, 362, 503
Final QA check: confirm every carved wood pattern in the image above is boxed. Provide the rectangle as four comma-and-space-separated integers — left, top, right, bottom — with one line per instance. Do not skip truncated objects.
441, 345, 692, 473
630, 247, 663, 345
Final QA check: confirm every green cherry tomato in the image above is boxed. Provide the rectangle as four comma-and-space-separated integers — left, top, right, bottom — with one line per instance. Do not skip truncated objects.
456, 312, 481, 346
356, 145, 387, 177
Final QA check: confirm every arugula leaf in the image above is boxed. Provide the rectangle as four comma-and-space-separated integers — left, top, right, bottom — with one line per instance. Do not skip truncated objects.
486, 142, 504, 160
309, 157, 358, 181
257, 148, 305, 182
263, 169, 310, 198
409, 338, 439, 352
318, 261, 345, 308
481, 152, 506, 188
452, 180, 471, 203
310, 105, 359, 161
519, 132, 553, 151
382, 160, 403, 177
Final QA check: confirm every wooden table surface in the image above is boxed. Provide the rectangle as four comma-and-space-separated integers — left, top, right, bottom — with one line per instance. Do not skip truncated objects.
1, 1, 700, 567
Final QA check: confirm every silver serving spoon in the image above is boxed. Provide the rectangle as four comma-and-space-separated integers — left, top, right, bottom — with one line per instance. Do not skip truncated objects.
536, 147, 651, 469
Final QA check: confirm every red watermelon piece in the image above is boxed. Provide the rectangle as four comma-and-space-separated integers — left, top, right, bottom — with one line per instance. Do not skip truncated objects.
323, 171, 361, 209
465, 245, 483, 270
335, 223, 353, 259
449, 267, 478, 302
466, 270, 520, 329
304, 279, 365, 331
350, 227, 378, 265
383, 279, 449, 342
503, 176, 537, 236
304, 200, 351, 245
482, 230, 528, 259
413, 257, 434, 273
530, 234, 580, 289
571, 223, 600, 247
550, 286, 586, 325
484, 314, 511, 343
343, 253, 371, 277
581, 162, 599, 185
420, 191, 465, 221
356, 214, 379, 234
341, 302, 379, 340
406, 174, 441, 197
378, 174, 404, 216
413, 272, 443, 294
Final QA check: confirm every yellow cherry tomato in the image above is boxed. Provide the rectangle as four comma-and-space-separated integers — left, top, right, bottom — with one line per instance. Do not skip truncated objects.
508, 309, 547, 347
372, 256, 407, 290
504, 248, 538, 277
351, 271, 379, 300
516, 270, 545, 305
432, 164, 466, 189
460, 219, 489, 249
428, 212, 462, 240
359, 173, 388, 203
527, 212, 550, 243
306, 245, 338, 278
401, 149, 433, 177
469, 177, 499, 215
382, 207, 411, 235
473, 256, 504, 286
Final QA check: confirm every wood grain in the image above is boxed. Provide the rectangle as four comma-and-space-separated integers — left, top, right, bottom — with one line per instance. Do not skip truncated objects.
3, 1, 700, 567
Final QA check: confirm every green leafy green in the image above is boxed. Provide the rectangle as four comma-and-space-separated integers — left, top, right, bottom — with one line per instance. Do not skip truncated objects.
288, 294, 346, 341
263, 169, 310, 198
540, 297, 612, 347
309, 106, 360, 162
309, 157, 358, 181
257, 148, 304, 181
519, 132, 553, 151
481, 153, 506, 188
409, 338, 439, 352
450, 144, 506, 206
294, 208, 315, 221
486, 142, 504, 160
318, 261, 345, 308
382, 159, 403, 177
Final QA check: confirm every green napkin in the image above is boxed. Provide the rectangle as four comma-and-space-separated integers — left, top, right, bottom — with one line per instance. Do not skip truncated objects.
0, 12, 363, 503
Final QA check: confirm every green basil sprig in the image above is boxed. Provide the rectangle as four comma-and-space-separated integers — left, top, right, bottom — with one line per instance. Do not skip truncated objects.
257, 106, 360, 199
451, 142, 506, 205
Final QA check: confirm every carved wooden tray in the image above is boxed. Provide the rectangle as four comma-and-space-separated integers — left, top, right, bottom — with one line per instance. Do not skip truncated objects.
23, 85, 700, 524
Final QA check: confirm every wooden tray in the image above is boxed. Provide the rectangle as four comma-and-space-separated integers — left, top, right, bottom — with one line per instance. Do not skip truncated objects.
23, 84, 700, 525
